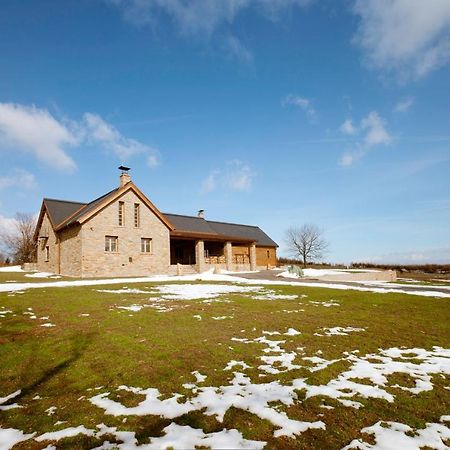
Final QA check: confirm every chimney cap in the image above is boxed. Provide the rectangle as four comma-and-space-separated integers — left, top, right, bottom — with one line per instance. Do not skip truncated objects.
118, 165, 130, 173
197, 209, 205, 218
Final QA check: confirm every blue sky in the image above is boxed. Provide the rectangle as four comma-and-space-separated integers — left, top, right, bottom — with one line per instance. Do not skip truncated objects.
1, 0, 449, 264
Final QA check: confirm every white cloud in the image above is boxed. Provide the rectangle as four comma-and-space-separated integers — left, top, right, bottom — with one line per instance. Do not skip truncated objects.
339, 111, 391, 166
361, 111, 391, 147
0, 103, 78, 171
201, 160, 255, 193
353, 0, 450, 80
0, 169, 36, 191
282, 95, 317, 121
223, 35, 254, 64
82, 113, 160, 166
339, 119, 357, 135
369, 246, 450, 264
393, 96, 415, 113
0, 215, 18, 237
225, 159, 254, 191
107, 0, 312, 34
0, 103, 161, 171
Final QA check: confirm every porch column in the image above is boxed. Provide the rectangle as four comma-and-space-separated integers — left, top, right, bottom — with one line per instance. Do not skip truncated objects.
195, 240, 205, 273
224, 241, 233, 271
249, 243, 257, 271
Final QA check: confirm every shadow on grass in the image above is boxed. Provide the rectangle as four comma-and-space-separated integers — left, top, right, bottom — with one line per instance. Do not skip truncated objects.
5, 332, 96, 405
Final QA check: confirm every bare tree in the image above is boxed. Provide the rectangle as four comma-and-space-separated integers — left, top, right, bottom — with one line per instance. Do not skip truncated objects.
1, 213, 37, 265
285, 224, 329, 266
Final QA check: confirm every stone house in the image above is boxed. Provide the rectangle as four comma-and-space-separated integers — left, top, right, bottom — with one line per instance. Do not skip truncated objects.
33, 170, 278, 278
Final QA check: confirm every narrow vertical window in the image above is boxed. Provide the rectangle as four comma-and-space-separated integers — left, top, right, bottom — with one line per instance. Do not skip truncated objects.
118, 201, 125, 226
141, 238, 152, 253
134, 203, 140, 228
45, 246, 49, 262
105, 236, 118, 252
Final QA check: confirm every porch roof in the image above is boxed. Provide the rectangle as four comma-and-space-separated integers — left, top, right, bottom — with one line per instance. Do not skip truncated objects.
163, 213, 278, 247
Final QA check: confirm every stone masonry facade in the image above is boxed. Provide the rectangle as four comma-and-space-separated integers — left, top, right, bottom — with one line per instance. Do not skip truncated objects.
81, 190, 170, 278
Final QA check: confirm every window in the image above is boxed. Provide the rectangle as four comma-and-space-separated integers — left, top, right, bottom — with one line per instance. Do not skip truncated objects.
141, 238, 152, 253
118, 201, 125, 226
105, 236, 118, 252
45, 246, 49, 262
134, 203, 140, 228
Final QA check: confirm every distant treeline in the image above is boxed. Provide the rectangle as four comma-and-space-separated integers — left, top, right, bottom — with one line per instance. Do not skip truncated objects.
277, 257, 450, 274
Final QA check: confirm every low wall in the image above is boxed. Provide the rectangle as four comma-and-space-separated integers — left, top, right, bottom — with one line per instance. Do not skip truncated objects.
22, 263, 38, 272
317, 270, 397, 283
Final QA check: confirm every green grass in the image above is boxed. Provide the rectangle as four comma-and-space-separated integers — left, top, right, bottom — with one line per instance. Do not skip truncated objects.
0, 280, 449, 449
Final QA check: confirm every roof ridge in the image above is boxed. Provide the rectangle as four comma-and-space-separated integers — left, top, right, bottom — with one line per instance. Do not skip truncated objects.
85, 188, 119, 206
163, 212, 206, 220
207, 219, 260, 229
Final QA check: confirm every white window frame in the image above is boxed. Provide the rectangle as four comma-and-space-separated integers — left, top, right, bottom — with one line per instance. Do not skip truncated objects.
141, 237, 152, 254
105, 235, 118, 253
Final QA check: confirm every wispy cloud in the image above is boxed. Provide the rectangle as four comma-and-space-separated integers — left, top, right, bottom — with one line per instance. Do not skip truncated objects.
83, 113, 160, 166
393, 96, 415, 113
201, 160, 255, 193
0, 103, 78, 171
0, 103, 161, 171
0, 169, 36, 191
368, 246, 450, 264
223, 35, 254, 64
352, 0, 450, 80
339, 119, 357, 135
107, 0, 313, 34
340, 111, 391, 166
282, 94, 317, 122
106, 0, 313, 62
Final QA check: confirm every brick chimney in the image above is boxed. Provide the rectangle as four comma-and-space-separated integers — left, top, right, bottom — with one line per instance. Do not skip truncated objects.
197, 209, 205, 219
118, 166, 131, 187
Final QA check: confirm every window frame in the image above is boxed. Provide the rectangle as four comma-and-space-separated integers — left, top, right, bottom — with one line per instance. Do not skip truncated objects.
105, 235, 118, 253
140, 237, 152, 254
45, 245, 49, 262
118, 201, 125, 227
134, 203, 140, 228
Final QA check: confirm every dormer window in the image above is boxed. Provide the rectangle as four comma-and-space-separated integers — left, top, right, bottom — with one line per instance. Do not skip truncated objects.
118, 201, 125, 226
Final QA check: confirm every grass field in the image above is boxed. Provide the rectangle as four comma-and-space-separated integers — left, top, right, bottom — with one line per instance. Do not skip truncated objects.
0, 276, 449, 449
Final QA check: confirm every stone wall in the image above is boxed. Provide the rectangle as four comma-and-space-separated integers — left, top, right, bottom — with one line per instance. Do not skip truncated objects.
256, 246, 277, 267
36, 212, 59, 274
80, 190, 170, 278
59, 225, 82, 277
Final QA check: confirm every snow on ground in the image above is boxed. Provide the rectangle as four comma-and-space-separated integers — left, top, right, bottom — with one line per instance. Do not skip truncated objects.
33, 422, 266, 449
0, 427, 35, 450
342, 418, 450, 450
0, 390, 22, 412
25, 272, 61, 279
315, 327, 366, 337
97, 288, 152, 294
0, 265, 23, 272
2, 270, 450, 298
154, 283, 262, 300
2, 342, 449, 448
311, 300, 340, 307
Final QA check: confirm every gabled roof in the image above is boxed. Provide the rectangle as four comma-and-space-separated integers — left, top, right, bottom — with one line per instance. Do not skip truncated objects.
163, 213, 278, 247
58, 188, 119, 229
44, 199, 87, 228
208, 220, 278, 247
163, 213, 219, 236
35, 182, 277, 247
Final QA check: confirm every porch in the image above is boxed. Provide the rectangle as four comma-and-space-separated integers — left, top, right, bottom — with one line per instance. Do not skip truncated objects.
169, 236, 256, 273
